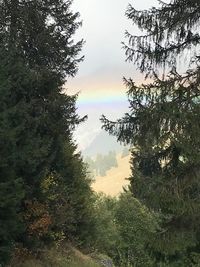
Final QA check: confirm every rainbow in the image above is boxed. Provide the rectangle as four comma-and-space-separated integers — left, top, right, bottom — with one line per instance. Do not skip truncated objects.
76, 87, 128, 107
77, 94, 127, 107
67, 79, 129, 110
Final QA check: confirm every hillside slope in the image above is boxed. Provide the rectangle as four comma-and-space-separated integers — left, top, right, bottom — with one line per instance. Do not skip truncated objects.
92, 154, 131, 196
11, 246, 103, 267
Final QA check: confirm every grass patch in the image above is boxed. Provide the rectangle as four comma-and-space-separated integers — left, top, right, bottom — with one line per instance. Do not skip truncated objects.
10, 246, 101, 267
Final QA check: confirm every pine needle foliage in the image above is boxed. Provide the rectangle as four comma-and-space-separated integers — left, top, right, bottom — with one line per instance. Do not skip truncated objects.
102, 0, 200, 265
0, 0, 91, 265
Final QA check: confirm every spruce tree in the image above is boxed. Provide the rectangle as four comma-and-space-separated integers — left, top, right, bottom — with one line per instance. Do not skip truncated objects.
102, 0, 200, 265
0, 0, 90, 264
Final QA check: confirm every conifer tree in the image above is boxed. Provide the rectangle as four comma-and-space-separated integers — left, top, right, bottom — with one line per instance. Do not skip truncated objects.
102, 0, 200, 265
0, 0, 90, 264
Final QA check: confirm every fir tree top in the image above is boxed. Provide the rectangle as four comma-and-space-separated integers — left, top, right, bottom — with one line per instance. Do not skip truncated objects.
124, 0, 200, 73
0, 0, 83, 80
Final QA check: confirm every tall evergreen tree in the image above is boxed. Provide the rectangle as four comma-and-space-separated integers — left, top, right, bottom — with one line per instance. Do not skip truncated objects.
102, 0, 200, 265
0, 0, 90, 264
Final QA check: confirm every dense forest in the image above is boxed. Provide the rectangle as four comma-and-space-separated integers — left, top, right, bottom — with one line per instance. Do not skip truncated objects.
0, 0, 200, 267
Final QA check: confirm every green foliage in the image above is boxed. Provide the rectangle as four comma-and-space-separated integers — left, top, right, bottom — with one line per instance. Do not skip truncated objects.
114, 192, 158, 267
44, 141, 95, 246
124, 0, 200, 74
88, 192, 159, 267
0, 0, 94, 265
101, 0, 200, 266
0, 177, 24, 265
89, 194, 119, 253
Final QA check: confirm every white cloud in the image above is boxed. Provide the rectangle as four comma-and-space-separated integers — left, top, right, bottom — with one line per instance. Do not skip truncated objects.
70, 0, 158, 149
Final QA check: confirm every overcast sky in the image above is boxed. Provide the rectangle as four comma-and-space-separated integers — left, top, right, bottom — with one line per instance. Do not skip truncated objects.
68, 0, 158, 150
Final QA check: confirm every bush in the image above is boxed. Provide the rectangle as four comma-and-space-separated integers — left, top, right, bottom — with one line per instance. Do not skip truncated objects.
88, 192, 159, 267
114, 192, 159, 266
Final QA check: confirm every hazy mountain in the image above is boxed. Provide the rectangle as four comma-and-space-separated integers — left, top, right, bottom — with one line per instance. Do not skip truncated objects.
83, 130, 124, 157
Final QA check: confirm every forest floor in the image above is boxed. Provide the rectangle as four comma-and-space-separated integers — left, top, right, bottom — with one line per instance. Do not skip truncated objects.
10, 245, 102, 267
